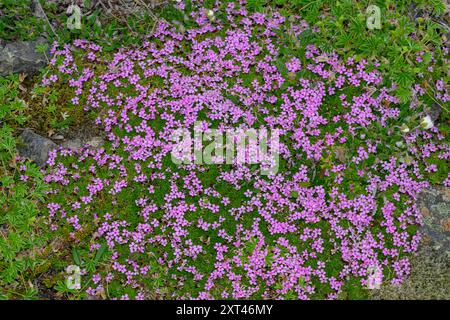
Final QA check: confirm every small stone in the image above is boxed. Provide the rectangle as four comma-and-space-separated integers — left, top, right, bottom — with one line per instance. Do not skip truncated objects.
427, 103, 442, 123
17, 129, 57, 167
31, 0, 46, 19
61, 136, 104, 152
61, 138, 83, 152
0, 37, 50, 76
86, 136, 104, 149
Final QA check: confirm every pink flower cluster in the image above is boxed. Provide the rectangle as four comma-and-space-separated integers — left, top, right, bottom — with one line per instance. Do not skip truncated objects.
40, 1, 449, 299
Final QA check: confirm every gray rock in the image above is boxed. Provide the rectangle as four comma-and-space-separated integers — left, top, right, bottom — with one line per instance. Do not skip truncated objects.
17, 129, 56, 167
0, 37, 50, 76
370, 245, 450, 300
52, 134, 65, 140
417, 186, 450, 256
61, 138, 83, 151
86, 136, 104, 149
427, 103, 442, 123
370, 186, 450, 299
30, 0, 46, 20
61, 136, 104, 152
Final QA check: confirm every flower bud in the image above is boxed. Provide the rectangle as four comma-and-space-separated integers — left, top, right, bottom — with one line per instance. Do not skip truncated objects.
400, 124, 410, 133
420, 115, 433, 130
287, 72, 296, 82
399, 155, 413, 165
206, 9, 215, 22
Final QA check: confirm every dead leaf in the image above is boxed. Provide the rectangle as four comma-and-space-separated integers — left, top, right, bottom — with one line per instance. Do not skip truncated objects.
441, 218, 450, 232
334, 146, 346, 163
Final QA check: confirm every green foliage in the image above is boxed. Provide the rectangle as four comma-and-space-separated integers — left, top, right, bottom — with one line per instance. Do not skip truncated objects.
0, 0, 160, 52
0, 75, 51, 299
0, 0, 46, 41
0, 0, 447, 300
247, 0, 449, 103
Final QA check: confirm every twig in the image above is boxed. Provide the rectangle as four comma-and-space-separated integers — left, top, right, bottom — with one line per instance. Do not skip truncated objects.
33, 0, 60, 41
97, 0, 109, 12
132, 0, 173, 27
424, 82, 449, 113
